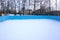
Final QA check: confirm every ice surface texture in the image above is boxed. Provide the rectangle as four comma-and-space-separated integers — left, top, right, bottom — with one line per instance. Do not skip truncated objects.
0, 16, 60, 40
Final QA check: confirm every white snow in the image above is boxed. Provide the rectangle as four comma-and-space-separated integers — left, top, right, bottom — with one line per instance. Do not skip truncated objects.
0, 19, 60, 40
2, 14, 21, 16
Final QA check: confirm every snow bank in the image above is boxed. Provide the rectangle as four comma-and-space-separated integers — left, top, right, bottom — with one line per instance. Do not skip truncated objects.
0, 19, 60, 40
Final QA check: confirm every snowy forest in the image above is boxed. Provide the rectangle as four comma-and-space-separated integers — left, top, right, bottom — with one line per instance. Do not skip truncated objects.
0, 0, 60, 16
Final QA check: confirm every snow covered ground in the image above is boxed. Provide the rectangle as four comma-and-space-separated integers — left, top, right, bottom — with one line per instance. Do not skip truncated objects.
0, 19, 60, 40
2, 14, 20, 16
2, 14, 25, 16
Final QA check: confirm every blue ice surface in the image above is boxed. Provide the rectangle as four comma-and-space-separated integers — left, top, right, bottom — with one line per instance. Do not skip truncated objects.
0, 15, 60, 22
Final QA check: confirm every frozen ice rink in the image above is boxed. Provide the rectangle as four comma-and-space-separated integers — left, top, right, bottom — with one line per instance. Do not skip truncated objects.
0, 19, 60, 40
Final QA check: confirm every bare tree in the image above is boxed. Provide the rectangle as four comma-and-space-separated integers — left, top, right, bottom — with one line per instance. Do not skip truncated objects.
0, 0, 4, 14
34, 0, 36, 11
22, 0, 27, 15
0, 0, 3, 16
6, 0, 10, 15
0, 0, 9, 15
56, 0, 57, 11
14, 0, 17, 15
39, 0, 51, 13
17, 0, 21, 15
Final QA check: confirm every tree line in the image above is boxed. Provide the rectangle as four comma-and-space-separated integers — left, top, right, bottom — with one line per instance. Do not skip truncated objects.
0, 0, 59, 16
